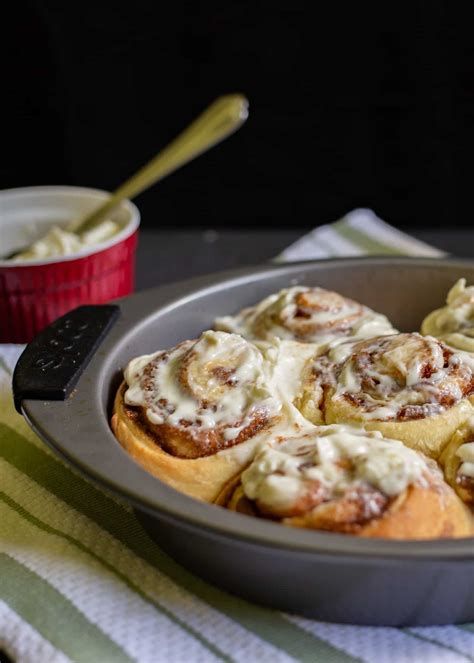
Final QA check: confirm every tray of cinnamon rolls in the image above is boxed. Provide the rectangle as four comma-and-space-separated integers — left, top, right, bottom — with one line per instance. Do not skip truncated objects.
13, 257, 474, 625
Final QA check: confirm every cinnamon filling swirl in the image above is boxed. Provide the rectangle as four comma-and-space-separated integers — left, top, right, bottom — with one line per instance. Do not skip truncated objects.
123, 331, 282, 458
313, 333, 474, 422
232, 425, 428, 531
215, 286, 396, 344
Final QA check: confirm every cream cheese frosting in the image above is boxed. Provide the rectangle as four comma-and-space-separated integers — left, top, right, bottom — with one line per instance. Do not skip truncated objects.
327, 333, 474, 421
13, 220, 120, 261
241, 425, 427, 514
257, 338, 320, 406
215, 286, 396, 345
421, 279, 474, 353
124, 330, 283, 440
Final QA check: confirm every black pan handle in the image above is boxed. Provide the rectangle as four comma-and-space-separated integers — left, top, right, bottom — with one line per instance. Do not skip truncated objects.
13, 305, 120, 413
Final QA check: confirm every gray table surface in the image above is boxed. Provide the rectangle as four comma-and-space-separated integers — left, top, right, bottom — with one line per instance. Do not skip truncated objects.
135, 229, 473, 291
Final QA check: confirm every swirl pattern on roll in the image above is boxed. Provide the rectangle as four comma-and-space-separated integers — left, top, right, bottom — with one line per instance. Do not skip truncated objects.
123, 330, 282, 458
421, 279, 474, 353
215, 286, 396, 344
309, 333, 474, 422
231, 425, 428, 529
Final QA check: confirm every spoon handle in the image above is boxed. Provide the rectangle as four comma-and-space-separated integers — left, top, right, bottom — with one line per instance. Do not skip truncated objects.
74, 94, 249, 236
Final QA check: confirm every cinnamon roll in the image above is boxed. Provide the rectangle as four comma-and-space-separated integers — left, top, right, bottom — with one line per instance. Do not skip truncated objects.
298, 333, 474, 458
111, 330, 289, 502
217, 425, 473, 539
440, 416, 474, 504
295, 337, 358, 424
215, 286, 396, 345
421, 279, 474, 353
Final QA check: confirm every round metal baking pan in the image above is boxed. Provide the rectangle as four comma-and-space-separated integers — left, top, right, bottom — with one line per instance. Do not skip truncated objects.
14, 257, 474, 625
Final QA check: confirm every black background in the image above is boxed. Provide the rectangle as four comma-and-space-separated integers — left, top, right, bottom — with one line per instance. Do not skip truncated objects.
2, 1, 473, 230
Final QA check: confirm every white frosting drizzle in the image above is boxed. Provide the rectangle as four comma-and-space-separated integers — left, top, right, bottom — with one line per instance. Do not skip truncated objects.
241, 425, 427, 513
215, 286, 396, 344
123, 330, 282, 440
257, 338, 319, 401
422, 279, 474, 353
331, 333, 473, 420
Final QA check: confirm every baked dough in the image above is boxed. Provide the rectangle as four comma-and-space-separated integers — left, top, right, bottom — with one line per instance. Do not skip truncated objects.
112, 382, 272, 502
218, 425, 473, 539
111, 282, 474, 541
325, 398, 474, 460
215, 285, 396, 345
440, 416, 474, 504
421, 279, 474, 353
298, 333, 474, 458
111, 330, 304, 502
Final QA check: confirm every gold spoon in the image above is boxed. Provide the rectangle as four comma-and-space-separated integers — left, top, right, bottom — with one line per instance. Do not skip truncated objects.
8, 94, 248, 258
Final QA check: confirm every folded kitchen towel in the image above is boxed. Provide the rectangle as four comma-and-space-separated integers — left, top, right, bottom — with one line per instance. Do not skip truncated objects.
1, 210, 472, 663
279, 209, 446, 261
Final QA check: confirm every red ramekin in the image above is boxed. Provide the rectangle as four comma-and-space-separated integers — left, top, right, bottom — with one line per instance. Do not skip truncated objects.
0, 186, 140, 343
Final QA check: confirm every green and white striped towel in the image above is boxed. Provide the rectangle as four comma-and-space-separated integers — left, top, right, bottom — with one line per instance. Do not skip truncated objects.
279, 209, 445, 260
1, 210, 473, 663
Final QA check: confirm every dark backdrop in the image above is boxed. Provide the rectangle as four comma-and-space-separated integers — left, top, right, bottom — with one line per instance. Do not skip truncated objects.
2, 1, 472, 230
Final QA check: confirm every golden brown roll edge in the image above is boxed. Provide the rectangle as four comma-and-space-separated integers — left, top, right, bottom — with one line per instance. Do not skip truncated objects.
219, 472, 473, 540
111, 382, 257, 503
440, 418, 474, 504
